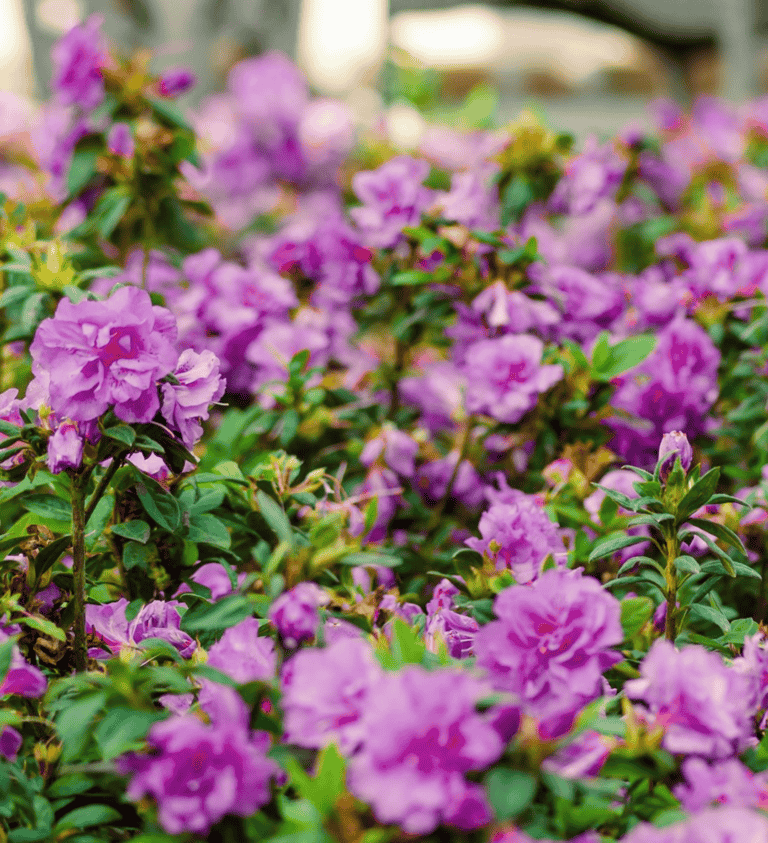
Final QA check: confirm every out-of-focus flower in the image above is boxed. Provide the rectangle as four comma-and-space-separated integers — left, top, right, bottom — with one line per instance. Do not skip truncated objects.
424, 579, 479, 658
542, 729, 617, 779
118, 697, 279, 835
281, 636, 383, 753
269, 582, 328, 648
625, 638, 756, 759
347, 666, 503, 834
0, 631, 47, 697
0, 725, 22, 761
549, 135, 627, 216
205, 617, 276, 685
673, 757, 768, 811
51, 16, 107, 111
106, 122, 134, 158
621, 807, 768, 842
158, 67, 196, 98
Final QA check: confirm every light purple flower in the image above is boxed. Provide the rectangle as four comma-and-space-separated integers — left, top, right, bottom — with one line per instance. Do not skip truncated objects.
493, 830, 601, 843
269, 582, 328, 648
463, 334, 563, 424
416, 452, 484, 510
542, 729, 616, 779
46, 419, 84, 474
549, 135, 627, 216
0, 631, 47, 698
350, 156, 434, 250
51, 16, 107, 111
466, 487, 567, 584
424, 579, 479, 659
0, 725, 22, 761
118, 705, 280, 835
673, 757, 768, 811
161, 349, 226, 449
621, 807, 768, 843
280, 636, 383, 753
347, 666, 503, 834
30, 286, 179, 424
158, 67, 196, 98
360, 424, 418, 478
205, 617, 276, 685
107, 122, 134, 158
474, 568, 623, 738
625, 639, 757, 759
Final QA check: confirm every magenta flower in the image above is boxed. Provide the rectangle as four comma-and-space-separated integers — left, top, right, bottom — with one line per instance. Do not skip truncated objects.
0, 725, 22, 761
106, 123, 134, 158
658, 430, 693, 481
161, 349, 226, 449
625, 639, 757, 759
0, 631, 46, 698
474, 568, 623, 738
463, 334, 563, 424
465, 487, 567, 584
269, 582, 328, 648
673, 757, 768, 812
46, 419, 84, 474
621, 807, 768, 843
347, 666, 503, 834
281, 637, 383, 753
205, 617, 276, 685
119, 705, 280, 835
51, 16, 107, 111
424, 579, 479, 659
549, 135, 627, 216
350, 156, 434, 250
30, 286, 179, 424
158, 67, 196, 98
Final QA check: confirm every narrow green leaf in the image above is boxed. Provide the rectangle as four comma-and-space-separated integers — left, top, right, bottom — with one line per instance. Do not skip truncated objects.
688, 602, 731, 634
687, 517, 746, 554
675, 467, 720, 523
588, 533, 649, 562
674, 555, 701, 575
136, 482, 181, 532
111, 520, 150, 544
256, 491, 293, 545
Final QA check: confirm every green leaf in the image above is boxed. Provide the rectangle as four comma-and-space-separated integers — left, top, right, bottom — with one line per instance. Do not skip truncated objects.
111, 519, 150, 544
136, 481, 181, 532
0, 637, 15, 682
338, 551, 402, 568
588, 533, 649, 562
686, 530, 737, 577
256, 490, 293, 546
674, 555, 701, 575
95, 190, 131, 238
387, 617, 426, 667
66, 148, 98, 198
53, 804, 122, 833
151, 98, 194, 131
122, 540, 154, 571
20, 614, 65, 641
390, 270, 430, 286
180, 594, 254, 634
700, 558, 762, 581
187, 513, 231, 548
485, 768, 537, 821
21, 494, 72, 523
688, 602, 731, 634
34, 534, 72, 577
95, 706, 165, 760
103, 424, 136, 448
687, 517, 746, 554
591, 334, 656, 381
676, 467, 720, 523
55, 692, 106, 763
287, 744, 347, 818
620, 596, 653, 639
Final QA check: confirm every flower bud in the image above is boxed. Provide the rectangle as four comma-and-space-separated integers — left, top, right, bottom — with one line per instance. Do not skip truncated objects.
106, 122, 134, 158
46, 420, 84, 474
658, 431, 692, 482
157, 67, 196, 98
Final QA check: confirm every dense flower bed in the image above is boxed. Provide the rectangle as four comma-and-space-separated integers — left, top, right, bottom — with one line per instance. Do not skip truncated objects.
6, 15, 768, 842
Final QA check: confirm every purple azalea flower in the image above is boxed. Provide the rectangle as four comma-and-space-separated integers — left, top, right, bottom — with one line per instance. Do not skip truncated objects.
118, 700, 280, 835
0, 725, 22, 761
549, 135, 627, 216
625, 639, 756, 759
462, 334, 563, 424
621, 807, 768, 843
466, 486, 566, 584
424, 579, 479, 659
350, 156, 434, 250
673, 757, 768, 811
281, 636, 383, 753
205, 617, 276, 685
269, 582, 328, 648
158, 67, 196, 98
29, 286, 179, 424
346, 665, 503, 834
106, 122, 134, 158
493, 831, 601, 843
0, 631, 47, 698
474, 568, 623, 738
51, 16, 107, 111
360, 424, 418, 478
46, 419, 84, 474
542, 729, 617, 779
161, 349, 226, 449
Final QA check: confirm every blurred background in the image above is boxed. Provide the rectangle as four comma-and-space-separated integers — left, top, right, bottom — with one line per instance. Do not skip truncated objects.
1, 0, 767, 135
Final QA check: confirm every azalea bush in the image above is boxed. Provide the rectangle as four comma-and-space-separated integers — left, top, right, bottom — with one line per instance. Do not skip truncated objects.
7, 15, 768, 843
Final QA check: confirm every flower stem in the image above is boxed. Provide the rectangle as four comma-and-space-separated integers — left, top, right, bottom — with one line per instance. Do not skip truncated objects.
71, 472, 88, 672
664, 534, 678, 642
84, 455, 125, 525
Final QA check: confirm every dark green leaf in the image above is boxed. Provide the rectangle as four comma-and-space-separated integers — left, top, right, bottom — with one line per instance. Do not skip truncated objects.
687, 517, 746, 554
676, 467, 720, 523
485, 768, 537, 821
187, 513, 231, 548
53, 804, 122, 832
21, 494, 71, 523
588, 533, 649, 562
136, 481, 181, 532
95, 706, 165, 759
256, 490, 293, 545
66, 148, 98, 198
674, 555, 701, 575
688, 602, 731, 634
122, 540, 154, 571
111, 520, 150, 544
180, 594, 254, 634
103, 424, 136, 448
